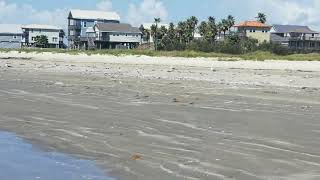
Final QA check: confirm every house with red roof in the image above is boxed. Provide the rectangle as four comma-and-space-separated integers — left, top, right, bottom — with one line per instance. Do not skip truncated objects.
233, 21, 272, 43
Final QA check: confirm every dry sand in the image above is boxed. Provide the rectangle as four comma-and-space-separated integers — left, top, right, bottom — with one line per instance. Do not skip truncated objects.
0, 52, 320, 180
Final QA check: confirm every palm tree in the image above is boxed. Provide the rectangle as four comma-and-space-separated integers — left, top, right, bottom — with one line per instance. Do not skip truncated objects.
217, 22, 223, 38
150, 24, 157, 49
207, 16, 217, 42
139, 25, 145, 33
227, 15, 235, 30
167, 23, 176, 40
177, 21, 187, 43
185, 19, 194, 43
143, 29, 151, 43
198, 21, 208, 38
139, 25, 147, 42
159, 26, 168, 39
154, 18, 161, 27
221, 19, 229, 36
154, 18, 161, 50
208, 16, 216, 25
256, 13, 267, 24
219, 15, 235, 37
167, 23, 177, 41
188, 16, 198, 41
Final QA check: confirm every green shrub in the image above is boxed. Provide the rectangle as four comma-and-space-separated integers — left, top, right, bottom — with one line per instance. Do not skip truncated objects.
258, 42, 292, 55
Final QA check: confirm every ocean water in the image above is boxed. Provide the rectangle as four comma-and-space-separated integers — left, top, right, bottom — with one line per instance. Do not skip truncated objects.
0, 131, 114, 180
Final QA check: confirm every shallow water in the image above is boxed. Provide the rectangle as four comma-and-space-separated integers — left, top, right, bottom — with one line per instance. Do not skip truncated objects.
0, 131, 114, 180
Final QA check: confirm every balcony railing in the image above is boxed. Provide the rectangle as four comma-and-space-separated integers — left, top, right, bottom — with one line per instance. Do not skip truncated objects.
96, 37, 110, 41
68, 25, 81, 30
271, 34, 320, 42
289, 36, 320, 41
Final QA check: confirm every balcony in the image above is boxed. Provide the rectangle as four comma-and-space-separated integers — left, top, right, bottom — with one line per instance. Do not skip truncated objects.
289, 36, 320, 41
68, 35, 81, 41
271, 34, 320, 42
68, 25, 81, 30
96, 37, 109, 41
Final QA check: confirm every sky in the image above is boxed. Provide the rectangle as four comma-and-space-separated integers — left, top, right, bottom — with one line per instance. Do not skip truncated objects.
1, 0, 320, 30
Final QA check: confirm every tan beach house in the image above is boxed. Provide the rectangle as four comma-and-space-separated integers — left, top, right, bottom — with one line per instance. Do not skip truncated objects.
234, 21, 271, 43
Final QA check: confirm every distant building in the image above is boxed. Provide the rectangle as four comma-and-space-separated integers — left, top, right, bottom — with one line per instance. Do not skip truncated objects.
22, 24, 65, 48
234, 21, 271, 43
93, 23, 142, 49
0, 24, 23, 49
271, 25, 320, 50
67, 9, 121, 49
194, 32, 202, 40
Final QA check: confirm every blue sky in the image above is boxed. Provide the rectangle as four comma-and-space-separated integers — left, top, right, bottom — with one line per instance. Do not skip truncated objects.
1, 0, 320, 30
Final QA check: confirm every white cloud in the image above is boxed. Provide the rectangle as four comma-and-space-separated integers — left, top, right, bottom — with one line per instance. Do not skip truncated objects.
0, 0, 114, 31
268, 0, 319, 28
127, 0, 168, 26
231, 0, 320, 29
0, 0, 68, 29
1, 0, 320, 31
96, 0, 113, 11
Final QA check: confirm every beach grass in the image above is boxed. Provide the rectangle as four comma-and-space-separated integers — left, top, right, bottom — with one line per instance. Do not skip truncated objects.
1, 48, 320, 61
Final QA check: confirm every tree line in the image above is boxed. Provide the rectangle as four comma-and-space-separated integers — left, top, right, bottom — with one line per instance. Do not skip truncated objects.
138, 13, 289, 55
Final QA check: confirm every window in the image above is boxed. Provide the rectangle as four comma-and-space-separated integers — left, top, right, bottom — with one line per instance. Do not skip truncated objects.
312, 34, 315, 37
32, 37, 36, 41
262, 30, 265, 33
52, 37, 58, 42
31, 29, 33, 33
253, 30, 256, 32
69, 19, 76, 26
13, 36, 17, 39
69, 30, 75, 36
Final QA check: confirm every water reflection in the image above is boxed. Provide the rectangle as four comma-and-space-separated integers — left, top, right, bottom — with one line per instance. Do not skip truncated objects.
0, 131, 114, 180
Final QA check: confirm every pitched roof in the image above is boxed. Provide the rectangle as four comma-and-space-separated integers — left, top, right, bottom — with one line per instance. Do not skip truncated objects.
69, 9, 120, 21
272, 24, 318, 34
22, 24, 62, 30
95, 23, 141, 34
234, 21, 271, 28
0, 24, 22, 34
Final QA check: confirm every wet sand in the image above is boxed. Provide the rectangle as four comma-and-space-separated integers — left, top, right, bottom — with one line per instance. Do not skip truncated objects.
0, 53, 320, 180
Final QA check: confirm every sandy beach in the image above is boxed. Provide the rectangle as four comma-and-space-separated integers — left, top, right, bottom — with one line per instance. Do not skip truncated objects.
1, 52, 320, 180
